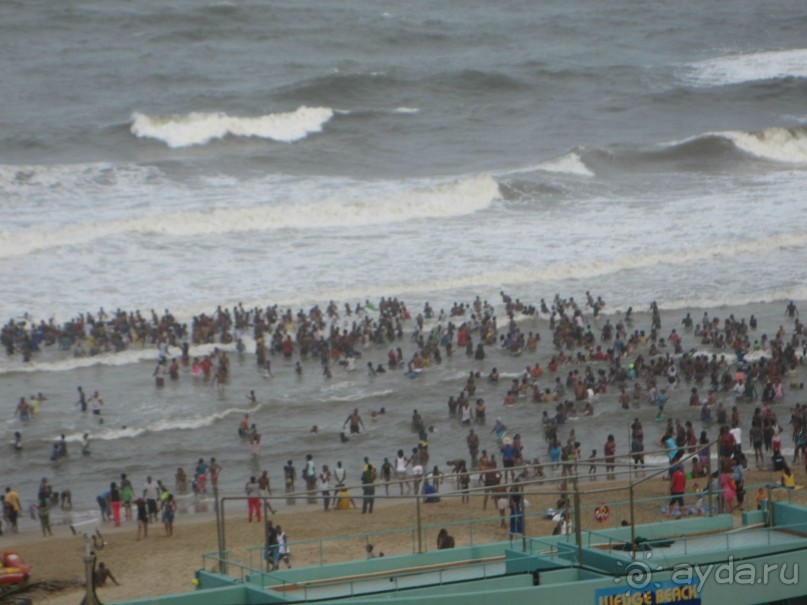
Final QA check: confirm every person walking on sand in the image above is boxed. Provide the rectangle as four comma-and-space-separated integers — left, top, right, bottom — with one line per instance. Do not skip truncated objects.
135, 497, 148, 540
276, 525, 291, 568
395, 450, 410, 494
162, 494, 176, 536
258, 470, 271, 498
246, 476, 262, 522
361, 462, 377, 514
109, 482, 122, 527
143, 476, 160, 522
320, 465, 331, 511
265, 521, 279, 571
121, 474, 134, 520
284, 460, 296, 504
604, 435, 616, 480
38, 495, 53, 536
4, 487, 21, 533
303, 455, 317, 504
668, 464, 686, 518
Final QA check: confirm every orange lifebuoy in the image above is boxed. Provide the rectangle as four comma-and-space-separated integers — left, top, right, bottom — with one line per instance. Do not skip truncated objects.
594, 504, 609, 523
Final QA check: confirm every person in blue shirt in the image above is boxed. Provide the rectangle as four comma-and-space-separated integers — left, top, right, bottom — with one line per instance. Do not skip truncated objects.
549, 440, 562, 471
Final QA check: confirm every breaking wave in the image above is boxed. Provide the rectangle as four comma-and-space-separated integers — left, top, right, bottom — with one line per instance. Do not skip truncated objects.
130, 106, 334, 147
684, 48, 807, 87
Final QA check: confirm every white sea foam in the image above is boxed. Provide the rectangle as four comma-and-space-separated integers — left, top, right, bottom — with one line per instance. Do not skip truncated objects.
57, 402, 265, 443
718, 127, 807, 164
0, 341, 243, 375
0, 162, 163, 195
496, 152, 594, 178
291, 229, 807, 306
393, 107, 420, 114
656, 287, 807, 313
0, 175, 499, 259
130, 106, 335, 147
536, 152, 594, 177
322, 389, 395, 403
684, 48, 807, 86
661, 127, 807, 165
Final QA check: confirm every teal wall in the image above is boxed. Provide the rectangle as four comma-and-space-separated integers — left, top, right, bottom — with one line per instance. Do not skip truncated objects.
112, 585, 247, 605
256, 542, 511, 588
773, 502, 807, 532
113, 509, 807, 605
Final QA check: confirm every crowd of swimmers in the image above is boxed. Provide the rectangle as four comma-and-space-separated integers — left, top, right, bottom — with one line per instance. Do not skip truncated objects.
5, 293, 807, 536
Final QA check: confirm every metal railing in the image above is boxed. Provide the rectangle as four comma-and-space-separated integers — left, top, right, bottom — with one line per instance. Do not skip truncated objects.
204, 441, 722, 577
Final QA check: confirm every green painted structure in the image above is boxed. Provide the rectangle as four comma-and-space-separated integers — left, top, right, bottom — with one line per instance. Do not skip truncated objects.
114, 502, 807, 605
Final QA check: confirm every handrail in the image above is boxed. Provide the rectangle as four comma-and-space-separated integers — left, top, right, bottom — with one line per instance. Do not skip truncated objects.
209, 439, 724, 575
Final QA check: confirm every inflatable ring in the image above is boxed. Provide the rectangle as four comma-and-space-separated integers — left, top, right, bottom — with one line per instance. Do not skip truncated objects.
594, 504, 610, 523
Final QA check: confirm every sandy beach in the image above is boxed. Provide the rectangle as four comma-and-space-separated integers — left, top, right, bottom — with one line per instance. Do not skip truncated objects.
2, 462, 790, 605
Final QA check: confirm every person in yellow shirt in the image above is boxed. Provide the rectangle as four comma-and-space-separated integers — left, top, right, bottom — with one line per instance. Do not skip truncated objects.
781, 466, 796, 489
4, 487, 22, 533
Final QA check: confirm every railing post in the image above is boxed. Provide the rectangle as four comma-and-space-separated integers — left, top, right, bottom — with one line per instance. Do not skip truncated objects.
521, 494, 527, 552
629, 483, 636, 560
573, 475, 583, 566
216, 488, 227, 575
415, 490, 423, 554
706, 442, 713, 517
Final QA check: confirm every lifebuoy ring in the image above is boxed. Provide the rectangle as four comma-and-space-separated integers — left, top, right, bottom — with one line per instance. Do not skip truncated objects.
594, 504, 609, 523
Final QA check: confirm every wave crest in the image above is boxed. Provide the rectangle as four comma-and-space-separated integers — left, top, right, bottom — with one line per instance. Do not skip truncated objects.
535, 152, 594, 177
496, 151, 594, 178
662, 126, 807, 165
0, 175, 500, 259
130, 106, 334, 148
57, 402, 264, 443
719, 127, 807, 164
684, 48, 807, 87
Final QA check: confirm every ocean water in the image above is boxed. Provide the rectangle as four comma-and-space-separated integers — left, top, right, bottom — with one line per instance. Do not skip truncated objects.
1, 0, 807, 517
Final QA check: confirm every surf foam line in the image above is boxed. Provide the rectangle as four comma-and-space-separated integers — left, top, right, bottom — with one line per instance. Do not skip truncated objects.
283, 228, 807, 306
130, 106, 334, 147
53, 401, 267, 443
0, 174, 499, 260
683, 48, 807, 87
717, 127, 807, 164
0, 341, 244, 376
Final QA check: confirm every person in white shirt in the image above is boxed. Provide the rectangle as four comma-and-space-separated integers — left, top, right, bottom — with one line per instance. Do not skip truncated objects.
276, 526, 291, 568
395, 450, 410, 494
143, 476, 159, 522
319, 465, 331, 511
729, 426, 742, 450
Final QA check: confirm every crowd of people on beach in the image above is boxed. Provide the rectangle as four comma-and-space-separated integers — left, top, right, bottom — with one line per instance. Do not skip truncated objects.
5, 292, 807, 540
